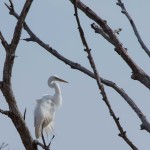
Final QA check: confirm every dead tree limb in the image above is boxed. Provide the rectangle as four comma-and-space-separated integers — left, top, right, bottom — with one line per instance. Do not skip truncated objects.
73, 1, 138, 149
116, 0, 150, 57
5, 1, 150, 133
70, 0, 150, 89
0, 0, 37, 149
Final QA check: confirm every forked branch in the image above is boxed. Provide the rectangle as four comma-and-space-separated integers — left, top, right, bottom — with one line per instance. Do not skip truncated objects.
116, 0, 150, 57
1, 0, 37, 149
70, 0, 150, 89
73, 0, 138, 149
5, 0, 150, 134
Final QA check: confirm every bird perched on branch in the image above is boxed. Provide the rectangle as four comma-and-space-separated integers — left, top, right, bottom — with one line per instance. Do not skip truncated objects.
34, 75, 68, 141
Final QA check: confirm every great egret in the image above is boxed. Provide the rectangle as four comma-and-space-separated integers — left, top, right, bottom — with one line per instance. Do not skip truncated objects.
34, 75, 68, 141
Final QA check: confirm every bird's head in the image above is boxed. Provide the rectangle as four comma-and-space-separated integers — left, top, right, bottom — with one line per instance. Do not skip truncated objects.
48, 75, 68, 87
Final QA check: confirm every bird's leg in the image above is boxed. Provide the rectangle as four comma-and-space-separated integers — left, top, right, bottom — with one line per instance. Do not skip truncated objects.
41, 124, 47, 148
48, 134, 55, 147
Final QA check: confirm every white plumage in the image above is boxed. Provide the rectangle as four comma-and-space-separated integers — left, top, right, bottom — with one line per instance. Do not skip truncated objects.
34, 75, 68, 139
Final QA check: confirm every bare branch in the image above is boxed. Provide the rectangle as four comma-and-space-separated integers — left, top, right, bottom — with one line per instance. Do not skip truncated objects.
0, 81, 2, 89
91, 23, 113, 44
0, 32, 9, 51
10, 0, 33, 52
0, 109, 10, 116
1, 0, 37, 149
70, 0, 150, 89
22, 37, 35, 42
116, 0, 150, 57
23, 108, 27, 120
6, 3, 150, 133
9, 0, 14, 12
107, 81, 150, 132
73, 1, 138, 149
3, 0, 33, 84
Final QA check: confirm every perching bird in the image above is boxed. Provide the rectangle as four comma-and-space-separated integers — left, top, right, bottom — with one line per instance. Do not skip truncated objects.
34, 75, 68, 139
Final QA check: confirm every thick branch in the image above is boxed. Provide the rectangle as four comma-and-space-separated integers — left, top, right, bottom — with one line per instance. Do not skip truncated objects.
6, 3, 150, 133
116, 0, 150, 57
70, 0, 150, 89
3, 0, 33, 85
73, 1, 138, 149
10, 0, 33, 52
1, 1, 37, 150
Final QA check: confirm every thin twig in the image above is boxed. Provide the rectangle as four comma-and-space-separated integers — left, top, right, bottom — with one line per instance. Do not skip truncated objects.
6, 2, 150, 133
91, 23, 113, 44
9, 0, 14, 12
23, 108, 27, 120
0, 109, 10, 116
116, 0, 150, 57
73, 0, 138, 149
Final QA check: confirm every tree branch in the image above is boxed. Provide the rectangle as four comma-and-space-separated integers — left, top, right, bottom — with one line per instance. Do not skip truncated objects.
10, 0, 33, 52
70, 0, 150, 89
73, 1, 138, 149
0, 109, 10, 116
23, 108, 27, 120
0, 32, 9, 50
91, 23, 120, 45
3, 0, 33, 85
116, 0, 150, 57
6, 2, 150, 133
1, 0, 37, 150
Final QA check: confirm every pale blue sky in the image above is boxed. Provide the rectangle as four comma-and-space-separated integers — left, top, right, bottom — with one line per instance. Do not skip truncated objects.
0, 0, 150, 150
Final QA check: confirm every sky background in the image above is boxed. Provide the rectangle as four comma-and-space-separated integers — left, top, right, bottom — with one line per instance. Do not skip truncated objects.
0, 0, 150, 150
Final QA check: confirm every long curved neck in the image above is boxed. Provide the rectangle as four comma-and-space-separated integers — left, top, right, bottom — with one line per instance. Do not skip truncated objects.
53, 82, 61, 95
50, 82, 62, 107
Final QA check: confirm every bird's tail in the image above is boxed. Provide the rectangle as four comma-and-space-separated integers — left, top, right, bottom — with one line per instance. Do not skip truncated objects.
35, 124, 42, 139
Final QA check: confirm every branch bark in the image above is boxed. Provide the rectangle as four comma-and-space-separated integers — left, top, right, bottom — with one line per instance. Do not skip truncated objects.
1, 0, 37, 150
0, 32, 9, 50
116, 0, 150, 57
73, 1, 138, 149
70, 0, 150, 89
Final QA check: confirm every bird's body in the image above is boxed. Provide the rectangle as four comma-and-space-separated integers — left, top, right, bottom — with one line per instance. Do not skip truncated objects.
34, 75, 68, 139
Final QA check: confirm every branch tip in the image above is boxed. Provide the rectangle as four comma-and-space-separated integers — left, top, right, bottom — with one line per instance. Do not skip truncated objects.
9, 0, 14, 12
23, 108, 27, 120
0, 109, 10, 116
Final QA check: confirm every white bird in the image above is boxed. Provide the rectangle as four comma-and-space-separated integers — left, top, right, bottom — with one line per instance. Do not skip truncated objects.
34, 75, 68, 139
